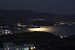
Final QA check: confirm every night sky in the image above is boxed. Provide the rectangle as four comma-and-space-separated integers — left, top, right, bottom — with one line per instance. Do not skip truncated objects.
0, 0, 75, 14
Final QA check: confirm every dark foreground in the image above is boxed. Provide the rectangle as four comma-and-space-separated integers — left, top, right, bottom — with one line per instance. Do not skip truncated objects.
0, 32, 75, 50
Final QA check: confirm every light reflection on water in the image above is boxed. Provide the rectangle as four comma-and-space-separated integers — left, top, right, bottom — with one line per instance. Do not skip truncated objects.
27, 26, 75, 36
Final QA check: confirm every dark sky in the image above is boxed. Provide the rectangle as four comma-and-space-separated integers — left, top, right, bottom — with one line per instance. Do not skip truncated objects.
0, 0, 75, 14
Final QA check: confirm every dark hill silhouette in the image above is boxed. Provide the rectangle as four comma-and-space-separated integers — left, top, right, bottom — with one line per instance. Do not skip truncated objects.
65, 35, 75, 43
0, 10, 56, 19
67, 34, 75, 38
0, 32, 75, 49
52, 35, 75, 50
0, 9, 75, 21
65, 35, 75, 45
0, 32, 60, 44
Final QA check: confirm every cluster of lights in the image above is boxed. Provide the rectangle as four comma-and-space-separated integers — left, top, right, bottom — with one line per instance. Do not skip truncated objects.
54, 21, 75, 26
30, 47, 36, 50
2, 30, 12, 35
60, 36, 67, 38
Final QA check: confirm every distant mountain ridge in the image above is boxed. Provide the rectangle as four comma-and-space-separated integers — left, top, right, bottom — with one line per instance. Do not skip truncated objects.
0, 9, 75, 21
0, 9, 56, 18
